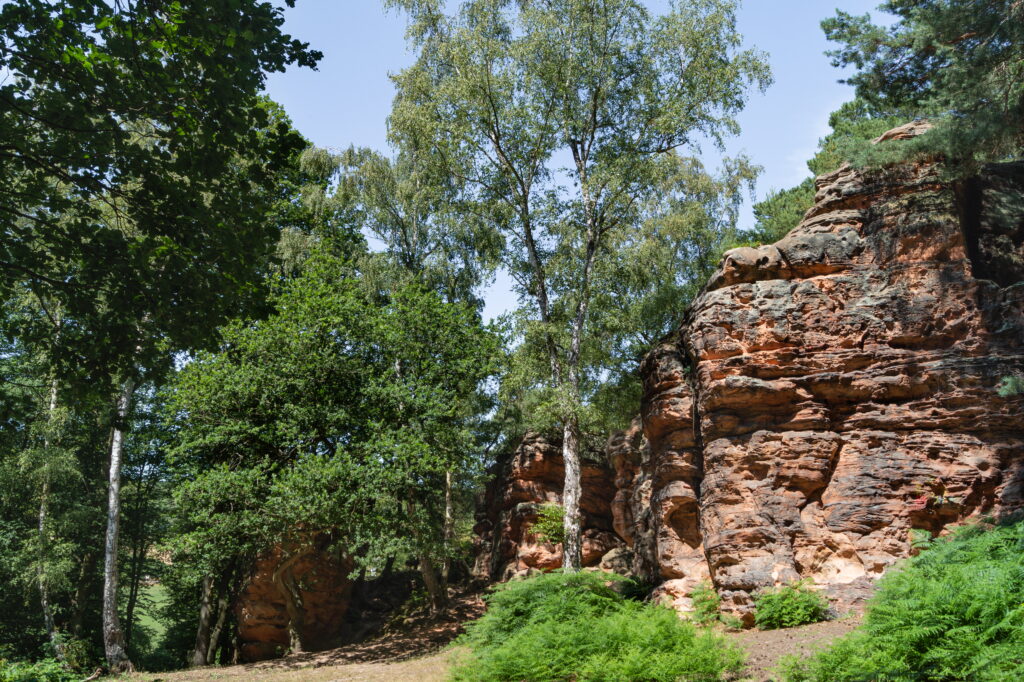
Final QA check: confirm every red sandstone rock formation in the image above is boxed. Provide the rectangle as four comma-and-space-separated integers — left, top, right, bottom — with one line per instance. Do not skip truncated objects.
236, 543, 353, 662
473, 433, 623, 580
638, 146, 1024, 623
477, 126, 1024, 625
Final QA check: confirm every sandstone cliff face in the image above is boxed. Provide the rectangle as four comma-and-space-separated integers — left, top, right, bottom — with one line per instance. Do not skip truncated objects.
478, 130, 1024, 623
236, 544, 353, 662
473, 433, 623, 580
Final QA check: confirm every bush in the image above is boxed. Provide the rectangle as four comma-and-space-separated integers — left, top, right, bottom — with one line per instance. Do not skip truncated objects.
452, 571, 744, 681
530, 503, 565, 545
753, 580, 829, 630
779, 519, 1024, 681
0, 658, 76, 682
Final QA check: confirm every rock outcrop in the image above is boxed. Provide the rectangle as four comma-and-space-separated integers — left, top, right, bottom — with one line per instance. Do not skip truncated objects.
477, 126, 1024, 623
473, 433, 623, 580
236, 543, 353, 662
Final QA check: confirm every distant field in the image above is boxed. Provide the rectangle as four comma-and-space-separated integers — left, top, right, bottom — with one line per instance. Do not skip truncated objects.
135, 583, 169, 646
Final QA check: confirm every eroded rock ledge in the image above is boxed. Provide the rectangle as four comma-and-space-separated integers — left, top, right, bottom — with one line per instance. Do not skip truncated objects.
476, 131, 1024, 624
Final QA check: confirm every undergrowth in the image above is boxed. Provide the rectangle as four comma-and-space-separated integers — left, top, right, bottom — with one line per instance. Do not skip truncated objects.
778, 518, 1024, 681
754, 580, 830, 630
0, 658, 76, 682
451, 571, 744, 681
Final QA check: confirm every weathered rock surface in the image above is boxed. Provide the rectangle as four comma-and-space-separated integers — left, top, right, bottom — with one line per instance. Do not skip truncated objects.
476, 128, 1024, 624
671, 154, 1024, 623
473, 433, 623, 580
236, 543, 353, 662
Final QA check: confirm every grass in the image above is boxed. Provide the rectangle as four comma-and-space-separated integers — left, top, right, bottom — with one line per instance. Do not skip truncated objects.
136, 582, 170, 645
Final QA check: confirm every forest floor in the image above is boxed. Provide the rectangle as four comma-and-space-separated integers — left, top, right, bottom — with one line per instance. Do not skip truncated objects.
122, 598, 860, 682
731, 615, 863, 681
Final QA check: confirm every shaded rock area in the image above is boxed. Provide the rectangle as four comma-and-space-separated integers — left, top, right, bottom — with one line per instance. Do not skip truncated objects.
476, 126, 1024, 625
236, 544, 354, 662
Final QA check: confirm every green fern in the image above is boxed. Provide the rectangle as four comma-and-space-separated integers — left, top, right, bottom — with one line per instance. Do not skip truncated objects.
778, 518, 1024, 681
452, 571, 744, 681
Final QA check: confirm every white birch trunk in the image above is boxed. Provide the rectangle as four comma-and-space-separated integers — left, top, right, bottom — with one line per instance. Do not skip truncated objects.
102, 378, 135, 673
561, 416, 583, 571
38, 374, 63, 657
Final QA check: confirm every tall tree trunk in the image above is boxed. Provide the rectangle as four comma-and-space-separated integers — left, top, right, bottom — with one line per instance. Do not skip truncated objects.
38, 367, 63, 657
561, 415, 583, 572
441, 470, 454, 585
191, 576, 214, 668
102, 378, 135, 673
272, 553, 307, 654
70, 552, 96, 639
206, 591, 230, 665
418, 553, 447, 613
405, 499, 448, 612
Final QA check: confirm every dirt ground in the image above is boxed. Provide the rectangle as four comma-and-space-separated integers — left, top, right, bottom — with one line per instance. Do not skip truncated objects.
121, 604, 860, 682
729, 616, 863, 681
125, 649, 454, 682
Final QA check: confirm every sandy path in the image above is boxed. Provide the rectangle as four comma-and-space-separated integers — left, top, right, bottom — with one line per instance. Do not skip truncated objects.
125, 649, 453, 682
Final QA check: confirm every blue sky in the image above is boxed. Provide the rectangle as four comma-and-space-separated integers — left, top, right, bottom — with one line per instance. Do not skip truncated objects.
264, 1, 889, 319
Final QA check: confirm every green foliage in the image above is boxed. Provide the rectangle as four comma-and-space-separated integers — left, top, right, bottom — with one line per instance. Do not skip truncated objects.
530, 503, 565, 545
749, 179, 816, 245
690, 580, 722, 626
823, 1, 1024, 173
779, 519, 1024, 681
753, 581, 829, 630
164, 248, 501, 626
0, 1, 321, 379
454, 571, 744, 681
389, 0, 770, 441
749, 99, 906, 244
0, 658, 76, 682
997, 375, 1024, 397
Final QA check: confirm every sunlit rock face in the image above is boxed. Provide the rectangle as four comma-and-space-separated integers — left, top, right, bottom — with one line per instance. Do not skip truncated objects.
476, 124, 1024, 625
472, 433, 624, 581
631, 139, 1024, 624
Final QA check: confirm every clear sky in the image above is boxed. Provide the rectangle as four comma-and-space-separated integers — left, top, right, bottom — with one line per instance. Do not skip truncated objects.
264, 1, 889, 320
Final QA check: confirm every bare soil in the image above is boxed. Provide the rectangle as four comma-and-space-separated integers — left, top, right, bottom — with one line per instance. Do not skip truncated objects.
121, 591, 484, 682
729, 615, 863, 681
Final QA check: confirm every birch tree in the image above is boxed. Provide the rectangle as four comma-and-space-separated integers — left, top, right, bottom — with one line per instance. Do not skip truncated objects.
388, 0, 770, 569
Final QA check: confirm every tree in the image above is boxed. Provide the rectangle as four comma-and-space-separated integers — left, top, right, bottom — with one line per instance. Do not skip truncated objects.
1, 1, 320, 671
165, 249, 500, 655
387, 0, 770, 569
749, 99, 907, 244
822, 0, 1024, 173
299, 146, 500, 306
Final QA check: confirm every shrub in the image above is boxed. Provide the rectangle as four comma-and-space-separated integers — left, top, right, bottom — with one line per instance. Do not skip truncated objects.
779, 518, 1024, 681
0, 658, 76, 682
530, 503, 565, 545
452, 571, 744, 681
753, 580, 829, 630
690, 580, 722, 626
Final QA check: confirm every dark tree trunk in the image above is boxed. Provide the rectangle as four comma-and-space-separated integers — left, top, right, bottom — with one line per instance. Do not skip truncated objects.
190, 576, 214, 668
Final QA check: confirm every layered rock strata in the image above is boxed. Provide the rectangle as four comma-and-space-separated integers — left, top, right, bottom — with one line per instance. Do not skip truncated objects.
473, 433, 623, 580
478, 128, 1024, 623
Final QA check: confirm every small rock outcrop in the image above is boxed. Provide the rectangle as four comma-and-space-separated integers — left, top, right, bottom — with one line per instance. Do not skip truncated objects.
476, 126, 1024, 624
236, 543, 353, 662
473, 434, 623, 580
